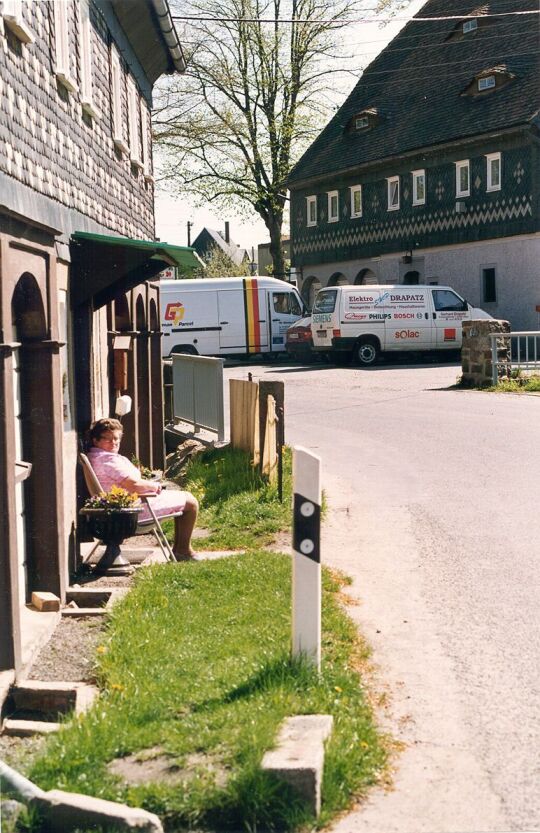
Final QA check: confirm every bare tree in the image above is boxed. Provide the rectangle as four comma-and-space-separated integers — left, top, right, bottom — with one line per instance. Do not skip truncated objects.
154, 0, 405, 279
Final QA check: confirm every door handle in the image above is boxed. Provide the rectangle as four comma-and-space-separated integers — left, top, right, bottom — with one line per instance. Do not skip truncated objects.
432, 312, 437, 319
220, 321, 228, 325
425, 313, 429, 319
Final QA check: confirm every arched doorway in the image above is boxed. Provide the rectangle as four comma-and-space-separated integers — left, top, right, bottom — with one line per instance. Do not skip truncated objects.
327, 272, 348, 287
403, 270, 420, 285
115, 293, 137, 459
302, 276, 321, 310
354, 268, 378, 285
11, 273, 57, 601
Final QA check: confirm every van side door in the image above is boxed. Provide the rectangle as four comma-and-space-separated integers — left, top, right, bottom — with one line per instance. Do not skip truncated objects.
383, 289, 432, 350
270, 289, 303, 351
430, 288, 469, 348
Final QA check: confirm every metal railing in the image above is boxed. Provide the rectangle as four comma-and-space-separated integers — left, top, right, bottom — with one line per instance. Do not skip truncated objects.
490, 331, 540, 385
167, 354, 225, 441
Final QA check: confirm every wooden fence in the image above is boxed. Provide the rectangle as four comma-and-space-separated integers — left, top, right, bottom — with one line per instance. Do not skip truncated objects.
229, 378, 284, 489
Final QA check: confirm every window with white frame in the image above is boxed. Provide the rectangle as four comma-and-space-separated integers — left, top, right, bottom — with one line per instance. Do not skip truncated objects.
78, 0, 99, 118
455, 160, 470, 197
54, 0, 77, 91
486, 152, 501, 192
127, 77, 143, 166
2, 0, 34, 43
327, 190, 339, 223
387, 176, 400, 210
478, 75, 495, 91
412, 169, 426, 205
306, 195, 317, 227
350, 185, 362, 218
111, 46, 128, 153
140, 99, 153, 181
463, 18, 478, 33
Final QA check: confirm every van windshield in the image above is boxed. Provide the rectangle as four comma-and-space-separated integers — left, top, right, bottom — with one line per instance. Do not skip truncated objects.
432, 289, 468, 312
313, 290, 337, 314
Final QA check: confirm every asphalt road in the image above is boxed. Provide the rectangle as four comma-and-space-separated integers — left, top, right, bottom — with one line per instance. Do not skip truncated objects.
224, 357, 540, 833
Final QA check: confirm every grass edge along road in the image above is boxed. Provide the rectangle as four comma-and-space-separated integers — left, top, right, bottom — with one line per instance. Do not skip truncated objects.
26, 448, 387, 832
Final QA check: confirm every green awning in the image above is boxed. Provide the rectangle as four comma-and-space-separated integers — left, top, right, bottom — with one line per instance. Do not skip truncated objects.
70, 232, 202, 308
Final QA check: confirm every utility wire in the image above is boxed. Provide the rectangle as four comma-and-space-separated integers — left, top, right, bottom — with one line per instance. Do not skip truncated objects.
172, 10, 539, 25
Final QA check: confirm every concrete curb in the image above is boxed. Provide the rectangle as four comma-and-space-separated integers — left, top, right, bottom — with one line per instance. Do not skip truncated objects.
261, 714, 333, 816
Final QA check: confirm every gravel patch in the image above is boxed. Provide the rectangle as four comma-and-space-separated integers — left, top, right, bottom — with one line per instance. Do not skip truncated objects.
27, 617, 105, 683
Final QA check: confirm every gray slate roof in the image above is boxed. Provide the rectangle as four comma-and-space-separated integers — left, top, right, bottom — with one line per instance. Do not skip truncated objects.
192, 228, 249, 266
288, 0, 539, 185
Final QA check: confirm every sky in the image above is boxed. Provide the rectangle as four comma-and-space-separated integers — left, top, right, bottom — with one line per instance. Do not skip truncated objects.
154, 0, 426, 253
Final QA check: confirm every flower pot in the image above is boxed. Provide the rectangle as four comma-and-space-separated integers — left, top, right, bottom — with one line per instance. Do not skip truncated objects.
80, 507, 142, 574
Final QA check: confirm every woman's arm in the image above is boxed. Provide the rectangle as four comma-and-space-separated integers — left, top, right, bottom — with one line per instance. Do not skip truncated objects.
120, 474, 161, 495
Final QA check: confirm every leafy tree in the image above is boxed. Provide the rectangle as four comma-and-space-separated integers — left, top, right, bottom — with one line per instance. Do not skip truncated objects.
154, 0, 405, 279
193, 243, 252, 278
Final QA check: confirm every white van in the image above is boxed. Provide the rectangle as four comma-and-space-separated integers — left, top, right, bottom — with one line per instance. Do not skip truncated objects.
311, 284, 491, 365
160, 276, 306, 358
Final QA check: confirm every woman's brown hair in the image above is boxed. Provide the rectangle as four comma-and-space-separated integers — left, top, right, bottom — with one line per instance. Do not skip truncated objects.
87, 417, 123, 446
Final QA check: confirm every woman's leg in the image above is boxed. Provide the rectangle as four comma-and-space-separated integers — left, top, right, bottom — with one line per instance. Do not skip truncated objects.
173, 493, 199, 557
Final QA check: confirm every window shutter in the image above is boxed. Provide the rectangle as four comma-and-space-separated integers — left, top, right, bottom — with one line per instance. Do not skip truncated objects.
127, 77, 143, 166
111, 46, 128, 152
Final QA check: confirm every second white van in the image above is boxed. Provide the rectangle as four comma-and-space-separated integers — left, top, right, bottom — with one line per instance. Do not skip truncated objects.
311, 284, 491, 365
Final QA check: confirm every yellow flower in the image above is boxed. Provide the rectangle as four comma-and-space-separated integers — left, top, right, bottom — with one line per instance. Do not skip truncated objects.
96, 645, 107, 654
334, 686, 342, 693
111, 683, 124, 692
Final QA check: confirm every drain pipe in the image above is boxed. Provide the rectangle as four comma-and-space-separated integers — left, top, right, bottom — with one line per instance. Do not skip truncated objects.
0, 759, 46, 802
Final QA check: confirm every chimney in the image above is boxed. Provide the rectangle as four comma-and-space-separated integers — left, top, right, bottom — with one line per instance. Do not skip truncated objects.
224, 221, 230, 243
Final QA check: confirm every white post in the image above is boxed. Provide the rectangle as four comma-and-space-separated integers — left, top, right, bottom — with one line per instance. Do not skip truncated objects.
292, 446, 321, 671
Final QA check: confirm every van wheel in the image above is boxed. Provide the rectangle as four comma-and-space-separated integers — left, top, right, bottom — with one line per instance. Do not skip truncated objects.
354, 338, 379, 366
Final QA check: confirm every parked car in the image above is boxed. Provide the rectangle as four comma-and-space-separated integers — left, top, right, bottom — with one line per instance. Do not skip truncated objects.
286, 316, 316, 362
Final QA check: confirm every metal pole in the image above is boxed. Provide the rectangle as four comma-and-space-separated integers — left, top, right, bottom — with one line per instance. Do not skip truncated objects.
292, 446, 321, 671
491, 335, 498, 386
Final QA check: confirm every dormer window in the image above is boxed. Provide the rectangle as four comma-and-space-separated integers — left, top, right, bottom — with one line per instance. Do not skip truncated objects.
463, 18, 478, 33
478, 75, 495, 91
462, 67, 513, 98
347, 108, 381, 134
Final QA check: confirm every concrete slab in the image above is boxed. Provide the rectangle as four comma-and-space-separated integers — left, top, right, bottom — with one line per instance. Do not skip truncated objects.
19, 605, 61, 681
32, 789, 163, 832
261, 714, 333, 816
3, 719, 61, 736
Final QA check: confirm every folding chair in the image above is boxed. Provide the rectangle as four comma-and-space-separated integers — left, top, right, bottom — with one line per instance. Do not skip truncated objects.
79, 453, 180, 563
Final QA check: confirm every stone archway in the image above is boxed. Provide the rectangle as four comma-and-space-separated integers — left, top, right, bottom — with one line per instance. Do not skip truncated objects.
135, 294, 151, 465
149, 298, 164, 469
301, 276, 321, 310
11, 272, 62, 600
327, 272, 348, 287
354, 268, 378, 285
403, 270, 420, 285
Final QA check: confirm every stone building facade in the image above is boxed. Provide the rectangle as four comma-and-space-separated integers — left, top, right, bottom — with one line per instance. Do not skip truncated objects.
288, 0, 540, 325
0, 0, 195, 678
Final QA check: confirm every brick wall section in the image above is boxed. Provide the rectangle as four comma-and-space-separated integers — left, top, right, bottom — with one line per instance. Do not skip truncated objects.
0, 1, 154, 238
461, 319, 511, 386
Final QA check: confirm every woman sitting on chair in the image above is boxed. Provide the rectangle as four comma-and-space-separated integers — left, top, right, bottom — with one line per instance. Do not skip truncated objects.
87, 417, 198, 560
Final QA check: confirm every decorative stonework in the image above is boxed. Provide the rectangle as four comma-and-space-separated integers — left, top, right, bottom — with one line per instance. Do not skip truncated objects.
0, 1, 155, 239
293, 194, 532, 257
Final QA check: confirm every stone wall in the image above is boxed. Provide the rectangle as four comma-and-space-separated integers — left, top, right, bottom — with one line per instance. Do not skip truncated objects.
461, 319, 511, 386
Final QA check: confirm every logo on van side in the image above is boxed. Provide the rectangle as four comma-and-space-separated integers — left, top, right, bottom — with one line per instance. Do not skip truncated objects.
369, 313, 391, 320
395, 330, 420, 339
390, 294, 424, 302
349, 295, 375, 303
165, 302, 186, 325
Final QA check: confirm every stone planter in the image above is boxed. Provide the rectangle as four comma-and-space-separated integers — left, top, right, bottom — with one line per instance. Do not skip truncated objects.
80, 507, 142, 575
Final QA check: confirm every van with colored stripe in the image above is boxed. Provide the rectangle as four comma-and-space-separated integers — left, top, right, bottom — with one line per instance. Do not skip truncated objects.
160, 277, 306, 358
311, 284, 491, 365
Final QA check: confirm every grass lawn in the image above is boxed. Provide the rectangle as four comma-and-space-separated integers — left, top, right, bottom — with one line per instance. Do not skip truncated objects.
27, 449, 386, 832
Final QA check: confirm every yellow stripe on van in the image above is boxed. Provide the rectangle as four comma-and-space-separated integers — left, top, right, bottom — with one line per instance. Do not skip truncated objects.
243, 278, 261, 353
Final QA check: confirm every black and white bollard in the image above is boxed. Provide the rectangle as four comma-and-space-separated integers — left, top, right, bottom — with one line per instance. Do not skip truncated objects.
292, 446, 321, 671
